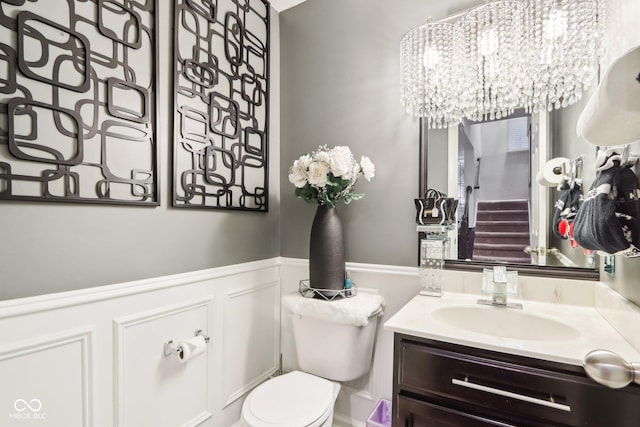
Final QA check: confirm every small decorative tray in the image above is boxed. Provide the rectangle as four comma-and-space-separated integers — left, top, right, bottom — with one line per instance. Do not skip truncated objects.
299, 279, 357, 301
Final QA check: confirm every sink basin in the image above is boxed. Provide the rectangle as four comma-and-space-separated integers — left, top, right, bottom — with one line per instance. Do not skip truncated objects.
431, 305, 581, 341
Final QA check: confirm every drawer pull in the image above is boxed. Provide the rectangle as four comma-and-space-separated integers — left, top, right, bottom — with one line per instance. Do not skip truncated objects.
451, 378, 571, 412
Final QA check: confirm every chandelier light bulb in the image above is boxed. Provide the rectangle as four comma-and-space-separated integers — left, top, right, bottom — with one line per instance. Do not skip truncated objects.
478, 28, 499, 56
543, 9, 568, 40
423, 46, 441, 69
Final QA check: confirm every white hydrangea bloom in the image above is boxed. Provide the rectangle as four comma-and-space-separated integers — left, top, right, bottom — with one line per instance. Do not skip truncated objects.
307, 161, 330, 187
329, 146, 354, 178
314, 150, 331, 165
288, 155, 310, 188
360, 156, 375, 181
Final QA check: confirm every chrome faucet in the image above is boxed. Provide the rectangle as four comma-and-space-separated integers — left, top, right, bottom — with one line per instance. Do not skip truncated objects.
478, 266, 522, 309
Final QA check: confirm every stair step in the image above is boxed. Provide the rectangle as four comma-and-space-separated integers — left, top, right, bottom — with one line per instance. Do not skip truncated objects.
475, 221, 530, 233
473, 243, 528, 252
474, 232, 530, 245
476, 199, 529, 211
475, 238, 530, 245
476, 209, 529, 221
475, 231, 529, 238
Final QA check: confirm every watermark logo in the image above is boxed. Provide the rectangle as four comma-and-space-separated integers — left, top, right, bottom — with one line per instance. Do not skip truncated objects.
14, 399, 42, 412
9, 399, 47, 421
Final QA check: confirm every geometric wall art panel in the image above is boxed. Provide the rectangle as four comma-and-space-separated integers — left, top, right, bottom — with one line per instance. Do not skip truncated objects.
0, 0, 159, 206
173, 0, 269, 211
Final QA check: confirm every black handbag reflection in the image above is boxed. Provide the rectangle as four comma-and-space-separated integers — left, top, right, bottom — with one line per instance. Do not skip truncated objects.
414, 189, 458, 225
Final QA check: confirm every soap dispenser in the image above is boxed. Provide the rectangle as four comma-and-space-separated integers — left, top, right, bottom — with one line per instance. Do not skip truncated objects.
491, 266, 508, 305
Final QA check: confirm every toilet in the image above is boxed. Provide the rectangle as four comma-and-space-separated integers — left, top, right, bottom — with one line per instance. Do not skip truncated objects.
241, 292, 384, 427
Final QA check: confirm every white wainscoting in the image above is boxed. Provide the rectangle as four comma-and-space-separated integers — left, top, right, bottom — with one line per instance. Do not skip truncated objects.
113, 297, 215, 427
0, 326, 94, 426
222, 282, 280, 407
5, 257, 623, 427
0, 257, 418, 427
0, 259, 280, 427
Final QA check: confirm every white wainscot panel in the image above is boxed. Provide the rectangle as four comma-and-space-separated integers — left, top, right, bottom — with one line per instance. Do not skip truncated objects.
222, 281, 279, 407
114, 297, 214, 427
0, 327, 94, 427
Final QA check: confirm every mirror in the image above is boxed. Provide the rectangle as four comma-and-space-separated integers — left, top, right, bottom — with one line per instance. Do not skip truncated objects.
424, 93, 599, 278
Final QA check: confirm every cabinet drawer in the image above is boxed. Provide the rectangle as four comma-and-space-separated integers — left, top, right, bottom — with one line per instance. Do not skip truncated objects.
398, 340, 640, 426
397, 394, 516, 427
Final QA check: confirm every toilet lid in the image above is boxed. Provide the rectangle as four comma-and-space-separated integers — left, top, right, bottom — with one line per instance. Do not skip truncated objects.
244, 371, 334, 427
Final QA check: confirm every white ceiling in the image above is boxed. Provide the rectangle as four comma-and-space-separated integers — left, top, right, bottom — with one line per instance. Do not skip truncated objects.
269, 0, 308, 12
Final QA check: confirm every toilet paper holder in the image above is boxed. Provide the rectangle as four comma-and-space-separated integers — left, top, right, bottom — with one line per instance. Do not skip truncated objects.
164, 329, 210, 357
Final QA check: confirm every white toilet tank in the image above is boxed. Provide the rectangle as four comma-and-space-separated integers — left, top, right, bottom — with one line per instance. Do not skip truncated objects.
291, 302, 382, 382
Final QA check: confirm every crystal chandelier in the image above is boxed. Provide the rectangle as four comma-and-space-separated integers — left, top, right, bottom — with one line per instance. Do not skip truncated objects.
400, 0, 607, 128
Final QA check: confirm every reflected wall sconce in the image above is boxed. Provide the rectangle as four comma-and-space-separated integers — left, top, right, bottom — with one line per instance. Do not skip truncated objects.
400, 0, 608, 128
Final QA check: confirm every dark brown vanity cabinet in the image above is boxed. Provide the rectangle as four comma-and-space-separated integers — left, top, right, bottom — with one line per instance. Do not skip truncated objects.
393, 334, 640, 427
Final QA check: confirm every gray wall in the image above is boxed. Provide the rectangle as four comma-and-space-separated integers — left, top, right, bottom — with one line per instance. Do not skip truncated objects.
0, 1, 281, 300
279, 0, 479, 266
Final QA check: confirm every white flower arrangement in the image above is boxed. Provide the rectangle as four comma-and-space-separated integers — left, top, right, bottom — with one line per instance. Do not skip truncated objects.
288, 145, 375, 208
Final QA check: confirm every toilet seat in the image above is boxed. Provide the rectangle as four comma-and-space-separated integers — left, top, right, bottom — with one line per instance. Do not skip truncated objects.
241, 371, 335, 427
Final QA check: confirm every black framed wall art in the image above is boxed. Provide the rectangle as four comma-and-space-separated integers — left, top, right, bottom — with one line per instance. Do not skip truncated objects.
173, 0, 270, 211
0, 0, 159, 206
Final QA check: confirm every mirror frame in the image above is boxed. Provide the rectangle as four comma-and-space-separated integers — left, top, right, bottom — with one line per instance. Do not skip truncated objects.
444, 259, 599, 280
418, 118, 600, 281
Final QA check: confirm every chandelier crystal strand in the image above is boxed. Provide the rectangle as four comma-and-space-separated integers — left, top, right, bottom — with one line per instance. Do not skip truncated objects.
596, 0, 607, 61
520, 0, 537, 113
451, 11, 476, 121
454, 0, 529, 122
527, 0, 545, 113
400, 20, 456, 128
528, 0, 606, 112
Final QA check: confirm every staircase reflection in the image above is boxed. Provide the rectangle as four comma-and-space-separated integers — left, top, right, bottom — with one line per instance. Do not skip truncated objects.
472, 199, 531, 264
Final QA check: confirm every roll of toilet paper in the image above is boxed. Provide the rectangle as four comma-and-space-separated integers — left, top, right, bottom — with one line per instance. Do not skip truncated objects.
177, 335, 207, 363
537, 157, 570, 187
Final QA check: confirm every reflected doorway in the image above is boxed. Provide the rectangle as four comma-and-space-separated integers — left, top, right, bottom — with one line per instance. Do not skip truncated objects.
456, 113, 533, 263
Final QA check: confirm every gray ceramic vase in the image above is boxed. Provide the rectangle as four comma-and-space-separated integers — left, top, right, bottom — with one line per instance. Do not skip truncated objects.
309, 204, 345, 298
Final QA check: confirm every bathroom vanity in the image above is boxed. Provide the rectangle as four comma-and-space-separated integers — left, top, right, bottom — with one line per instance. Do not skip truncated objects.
385, 293, 640, 427
393, 334, 640, 426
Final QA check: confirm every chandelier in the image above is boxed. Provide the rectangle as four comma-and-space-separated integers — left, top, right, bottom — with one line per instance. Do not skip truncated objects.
400, 0, 607, 128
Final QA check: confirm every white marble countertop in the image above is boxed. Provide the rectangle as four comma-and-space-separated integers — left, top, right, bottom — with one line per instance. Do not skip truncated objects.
384, 292, 640, 366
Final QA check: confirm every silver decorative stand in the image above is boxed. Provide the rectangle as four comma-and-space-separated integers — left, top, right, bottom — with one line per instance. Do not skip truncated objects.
417, 224, 453, 297
299, 279, 357, 301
